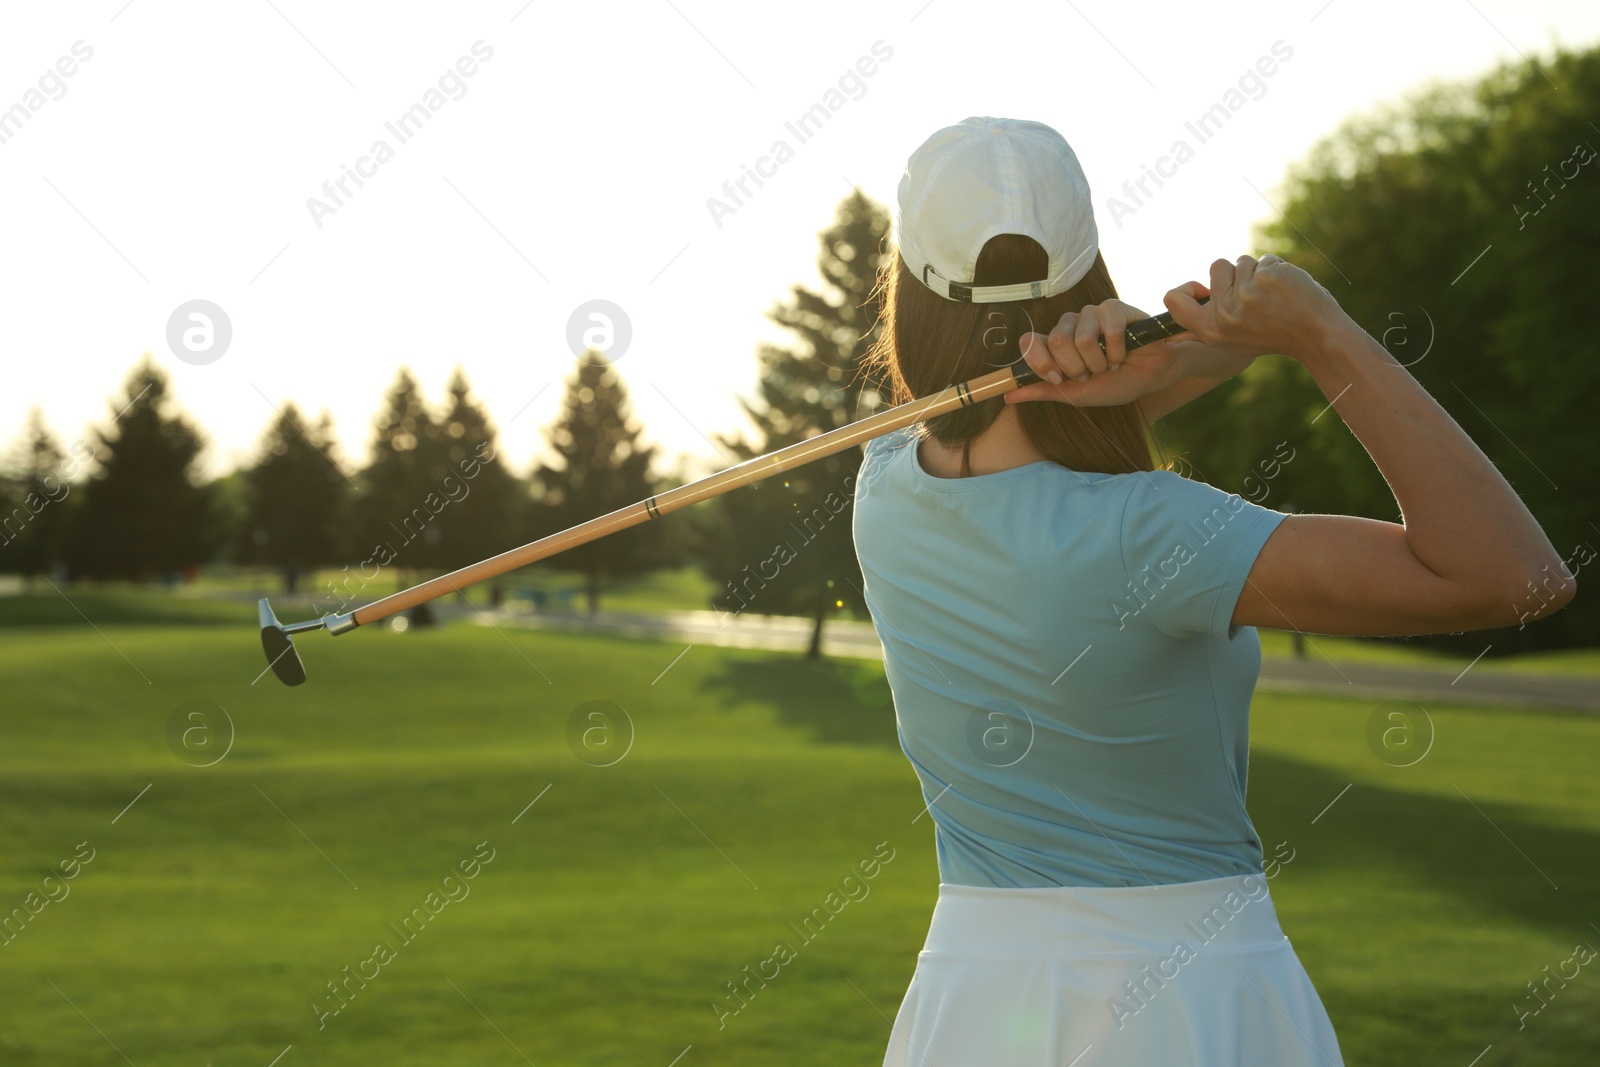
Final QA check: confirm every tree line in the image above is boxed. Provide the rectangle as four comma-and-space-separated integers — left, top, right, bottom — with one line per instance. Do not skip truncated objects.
1158, 44, 1597, 655
4, 44, 1594, 656
0, 360, 677, 609
0, 190, 892, 656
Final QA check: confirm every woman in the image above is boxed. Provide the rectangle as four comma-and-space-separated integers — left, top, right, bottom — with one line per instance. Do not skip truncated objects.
853, 116, 1575, 1067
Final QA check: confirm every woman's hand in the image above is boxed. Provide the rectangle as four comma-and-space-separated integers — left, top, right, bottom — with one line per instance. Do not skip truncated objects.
1163, 253, 1353, 365
1005, 299, 1194, 408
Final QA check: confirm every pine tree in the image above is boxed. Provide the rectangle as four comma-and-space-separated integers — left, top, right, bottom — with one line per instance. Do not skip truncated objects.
353, 369, 452, 586
242, 403, 349, 593
67, 360, 217, 581
0, 410, 86, 588
706, 189, 893, 658
431, 368, 524, 580
531, 358, 665, 612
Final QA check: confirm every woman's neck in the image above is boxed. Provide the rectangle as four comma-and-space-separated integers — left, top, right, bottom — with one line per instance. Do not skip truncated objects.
917, 405, 1048, 478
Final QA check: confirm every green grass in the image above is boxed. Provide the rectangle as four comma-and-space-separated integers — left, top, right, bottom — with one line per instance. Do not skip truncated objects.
1255, 627, 1600, 675
172, 563, 729, 616
1256, 627, 1470, 667
0, 567, 729, 629
0, 588, 253, 628
1464, 646, 1600, 677
2, 609, 1598, 1064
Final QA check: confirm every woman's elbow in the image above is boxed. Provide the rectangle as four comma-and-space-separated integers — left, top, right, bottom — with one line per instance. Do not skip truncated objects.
1474, 560, 1578, 629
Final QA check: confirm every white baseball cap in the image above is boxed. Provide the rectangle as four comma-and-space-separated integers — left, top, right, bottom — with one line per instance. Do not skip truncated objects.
894, 116, 1098, 303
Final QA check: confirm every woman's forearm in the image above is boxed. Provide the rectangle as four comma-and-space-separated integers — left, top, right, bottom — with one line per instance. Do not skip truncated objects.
1136, 374, 1230, 424
1135, 342, 1255, 423
1178, 340, 1258, 379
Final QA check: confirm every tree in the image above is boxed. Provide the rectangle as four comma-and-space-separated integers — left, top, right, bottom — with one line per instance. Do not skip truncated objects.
241, 403, 349, 593
705, 189, 893, 658
66, 360, 217, 581
352, 369, 453, 587
0, 410, 87, 588
1156, 44, 1600, 653
0, 478, 15, 574
431, 368, 524, 578
531, 357, 665, 612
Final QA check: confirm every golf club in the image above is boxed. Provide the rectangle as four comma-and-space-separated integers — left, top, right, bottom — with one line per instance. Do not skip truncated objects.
259, 300, 1203, 685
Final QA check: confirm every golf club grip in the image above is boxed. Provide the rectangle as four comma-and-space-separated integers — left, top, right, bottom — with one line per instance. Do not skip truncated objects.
1012, 296, 1209, 385
1118, 302, 1199, 352
345, 301, 1201, 628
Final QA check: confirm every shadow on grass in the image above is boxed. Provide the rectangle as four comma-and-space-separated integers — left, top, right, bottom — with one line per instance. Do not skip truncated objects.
697, 653, 901, 749
1248, 749, 1599, 939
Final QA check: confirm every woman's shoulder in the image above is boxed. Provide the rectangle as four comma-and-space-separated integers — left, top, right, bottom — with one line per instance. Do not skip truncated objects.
1119, 466, 1246, 509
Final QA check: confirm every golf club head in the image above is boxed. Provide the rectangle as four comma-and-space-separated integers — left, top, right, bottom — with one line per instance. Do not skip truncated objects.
258, 598, 308, 687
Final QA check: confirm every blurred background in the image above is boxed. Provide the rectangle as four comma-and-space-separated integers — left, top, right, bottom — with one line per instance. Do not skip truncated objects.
2, 1, 1598, 1064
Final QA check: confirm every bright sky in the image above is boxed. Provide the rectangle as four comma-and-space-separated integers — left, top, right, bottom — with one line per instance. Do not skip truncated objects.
2, 0, 1594, 481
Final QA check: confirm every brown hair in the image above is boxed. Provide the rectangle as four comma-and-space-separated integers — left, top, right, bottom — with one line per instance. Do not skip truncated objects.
863, 233, 1169, 476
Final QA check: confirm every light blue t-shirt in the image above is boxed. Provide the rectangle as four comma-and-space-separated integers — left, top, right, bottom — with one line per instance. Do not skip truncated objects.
852, 427, 1289, 888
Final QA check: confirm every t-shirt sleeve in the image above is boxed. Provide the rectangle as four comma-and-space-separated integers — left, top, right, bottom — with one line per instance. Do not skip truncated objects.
1116, 469, 1289, 640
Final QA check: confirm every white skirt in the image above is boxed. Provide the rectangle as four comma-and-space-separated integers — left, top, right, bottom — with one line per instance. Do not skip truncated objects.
881, 874, 1344, 1067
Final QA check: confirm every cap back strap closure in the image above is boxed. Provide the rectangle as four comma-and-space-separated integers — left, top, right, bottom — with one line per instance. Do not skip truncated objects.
922, 263, 1047, 304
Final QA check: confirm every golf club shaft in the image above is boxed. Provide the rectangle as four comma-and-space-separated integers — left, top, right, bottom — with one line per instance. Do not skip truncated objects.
345, 305, 1198, 630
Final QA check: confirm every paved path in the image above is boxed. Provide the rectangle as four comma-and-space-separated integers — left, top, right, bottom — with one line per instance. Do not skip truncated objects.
470, 606, 1600, 713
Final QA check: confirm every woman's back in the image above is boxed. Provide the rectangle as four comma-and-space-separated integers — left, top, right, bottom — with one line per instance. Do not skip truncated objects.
854, 427, 1288, 888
